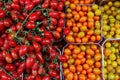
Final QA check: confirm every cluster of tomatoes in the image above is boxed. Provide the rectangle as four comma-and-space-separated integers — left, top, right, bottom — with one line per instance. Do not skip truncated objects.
62, 44, 102, 80
101, 1, 120, 38
64, 3, 101, 43
0, 0, 67, 80
104, 40, 120, 80
64, 0, 94, 5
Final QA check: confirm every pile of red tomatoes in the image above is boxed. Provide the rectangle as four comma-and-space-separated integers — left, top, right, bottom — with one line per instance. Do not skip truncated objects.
0, 0, 67, 80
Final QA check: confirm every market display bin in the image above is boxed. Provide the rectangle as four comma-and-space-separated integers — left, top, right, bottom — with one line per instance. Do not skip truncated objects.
102, 39, 120, 80
55, 46, 63, 80
64, 4, 102, 44
61, 43, 104, 80
100, 0, 120, 39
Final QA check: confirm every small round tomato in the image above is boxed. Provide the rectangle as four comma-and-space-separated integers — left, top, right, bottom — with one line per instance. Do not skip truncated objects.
32, 0, 42, 5
5, 64, 16, 71
26, 21, 35, 30
5, 53, 13, 63
25, 2, 34, 10
0, 9, 6, 18
11, 2, 20, 10
35, 75, 42, 80
57, 2, 64, 11
33, 41, 41, 52
11, 50, 18, 59
50, 0, 58, 9
58, 18, 65, 27
29, 12, 39, 21
19, 45, 28, 56
58, 55, 67, 62
49, 70, 57, 77
26, 57, 35, 69
42, 76, 50, 80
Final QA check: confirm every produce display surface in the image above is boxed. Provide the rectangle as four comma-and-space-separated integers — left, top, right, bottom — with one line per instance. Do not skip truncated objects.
0, 0, 120, 80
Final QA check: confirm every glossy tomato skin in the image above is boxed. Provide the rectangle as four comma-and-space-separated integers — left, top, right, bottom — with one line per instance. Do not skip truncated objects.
25, 2, 34, 10
33, 36, 42, 42
49, 70, 57, 77
58, 18, 65, 27
29, 45, 34, 52
42, 2, 49, 8
57, 2, 64, 11
16, 22, 23, 31
49, 63, 56, 69
26, 57, 35, 69
6, 3, 12, 11
1, 73, 12, 80
49, 11, 59, 19
17, 62, 25, 74
29, 12, 39, 21
44, 31, 53, 39
32, 62, 39, 70
41, 38, 50, 46
64, 27, 70, 35
5, 53, 13, 63
38, 66, 45, 75
19, 0, 25, 5
50, 0, 58, 9
50, 50, 58, 60
35, 75, 42, 80
51, 18, 57, 26
12, 71, 19, 78
25, 0, 31, 4
19, 45, 28, 56
49, 25, 56, 30
26, 21, 35, 30
11, 2, 20, 10
9, 40, 17, 47
12, 0, 19, 3
0, 9, 6, 18
53, 31, 61, 40
36, 52, 44, 64
11, 50, 18, 60
27, 74, 35, 80
32, 0, 42, 5
33, 41, 41, 52
4, 18, 12, 27
5, 64, 16, 71
10, 25, 16, 32
42, 76, 50, 80
58, 55, 67, 62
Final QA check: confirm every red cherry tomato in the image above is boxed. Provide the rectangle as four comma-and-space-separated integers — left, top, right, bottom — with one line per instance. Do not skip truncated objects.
25, 2, 34, 10
49, 11, 59, 19
58, 55, 67, 62
50, 0, 58, 9
5, 64, 16, 71
19, 45, 28, 56
58, 18, 65, 27
36, 52, 44, 64
57, 2, 64, 11
26, 57, 35, 69
26, 21, 35, 30
0, 9, 6, 18
64, 27, 70, 35
42, 76, 50, 80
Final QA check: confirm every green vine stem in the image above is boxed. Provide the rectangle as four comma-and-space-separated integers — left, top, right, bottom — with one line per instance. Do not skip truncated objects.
14, 5, 41, 38
1, 67, 17, 80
